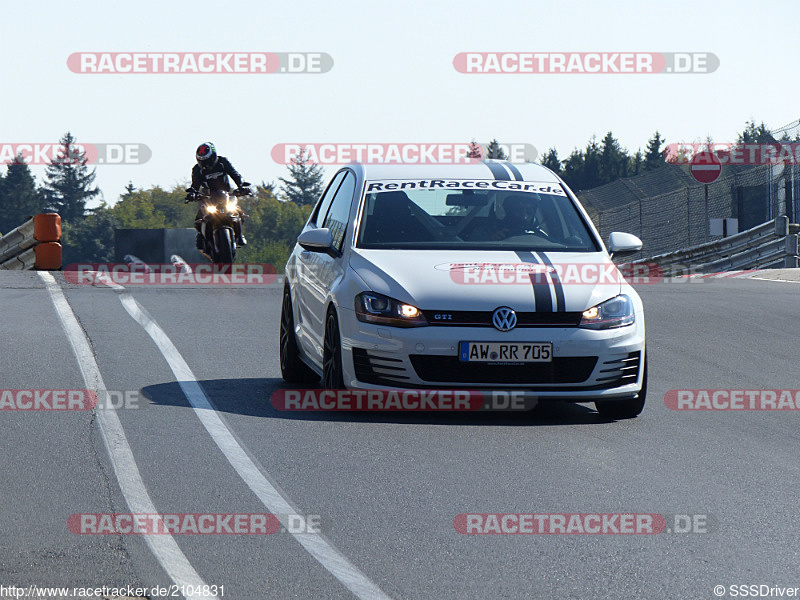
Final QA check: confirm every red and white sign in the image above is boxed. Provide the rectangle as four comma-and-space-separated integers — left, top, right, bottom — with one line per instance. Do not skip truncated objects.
690, 150, 721, 184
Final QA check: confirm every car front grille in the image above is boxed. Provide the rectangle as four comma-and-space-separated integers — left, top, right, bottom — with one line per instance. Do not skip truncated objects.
408, 355, 598, 384
421, 310, 583, 327
353, 348, 640, 389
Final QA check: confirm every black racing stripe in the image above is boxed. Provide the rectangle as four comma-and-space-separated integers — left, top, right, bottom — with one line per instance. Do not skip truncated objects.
515, 251, 553, 312
536, 253, 565, 312
484, 161, 511, 180
503, 162, 524, 181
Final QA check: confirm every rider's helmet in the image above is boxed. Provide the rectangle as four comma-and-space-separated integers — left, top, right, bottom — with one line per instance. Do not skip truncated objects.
196, 142, 218, 169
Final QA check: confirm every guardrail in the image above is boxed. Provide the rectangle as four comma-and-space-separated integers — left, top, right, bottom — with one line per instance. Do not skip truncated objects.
0, 214, 62, 270
631, 216, 799, 274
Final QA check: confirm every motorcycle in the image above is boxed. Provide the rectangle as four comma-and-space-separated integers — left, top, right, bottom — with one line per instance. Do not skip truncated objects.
185, 185, 251, 264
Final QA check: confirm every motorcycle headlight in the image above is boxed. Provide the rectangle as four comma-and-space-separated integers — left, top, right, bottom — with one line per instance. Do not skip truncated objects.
205, 204, 218, 214
225, 200, 238, 213
580, 294, 635, 330
355, 292, 427, 328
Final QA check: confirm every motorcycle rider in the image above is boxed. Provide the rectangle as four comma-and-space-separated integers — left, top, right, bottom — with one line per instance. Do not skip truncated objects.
185, 142, 250, 250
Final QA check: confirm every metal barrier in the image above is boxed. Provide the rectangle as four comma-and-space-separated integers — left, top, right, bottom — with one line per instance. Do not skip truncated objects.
631, 216, 799, 274
0, 214, 62, 270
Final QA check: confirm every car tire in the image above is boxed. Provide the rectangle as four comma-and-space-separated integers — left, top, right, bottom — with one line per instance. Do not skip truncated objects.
323, 309, 345, 390
280, 284, 318, 383
595, 354, 647, 419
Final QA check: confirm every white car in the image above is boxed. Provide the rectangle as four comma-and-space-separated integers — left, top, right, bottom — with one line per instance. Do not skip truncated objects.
281, 161, 646, 418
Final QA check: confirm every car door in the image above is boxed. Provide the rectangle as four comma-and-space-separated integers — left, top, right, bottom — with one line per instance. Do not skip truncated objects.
295, 170, 346, 355
302, 170, 357, 359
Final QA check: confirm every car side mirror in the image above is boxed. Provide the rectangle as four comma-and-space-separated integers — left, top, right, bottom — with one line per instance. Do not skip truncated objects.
297, 228, 335, 254
608, 232, 643, 257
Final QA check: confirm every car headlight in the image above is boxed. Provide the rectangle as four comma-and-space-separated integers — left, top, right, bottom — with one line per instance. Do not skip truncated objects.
580, 294, 635, 330
355, 292, 428, 328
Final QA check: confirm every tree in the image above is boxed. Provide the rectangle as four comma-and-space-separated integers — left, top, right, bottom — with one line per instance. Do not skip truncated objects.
465, 140, 483, 160
540, 148, 561, 175
0, 153, 44, 234
41, 132, 99, 223
737, 120, 774, 144
485, 139, 507, 160
583, 136, 602, 189
599, 131, 629, 183
644, 131, 667, 171
629, 150, 645, 176
278, 146, 325, 206
60, 204, 115, 265
111, 185, 194, 229
561, 148, 586, 191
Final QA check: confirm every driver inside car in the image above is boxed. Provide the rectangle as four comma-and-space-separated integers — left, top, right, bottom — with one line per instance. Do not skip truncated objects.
469, 193, 541, 241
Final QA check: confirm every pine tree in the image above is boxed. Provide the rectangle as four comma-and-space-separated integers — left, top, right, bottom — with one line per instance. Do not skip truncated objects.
485, 139, 507, 160
278, 146, 325, 206
540, 148, 561, 174
561, 149, 586, 191
583, 136, 602, 189
41, 132, 100, 222
644, 131, 667, 171
465, 140, 483, 160
0, 153, 44, 233
737, 120, 774, 144
599, 132, 629, 183
630, 150, 644, 176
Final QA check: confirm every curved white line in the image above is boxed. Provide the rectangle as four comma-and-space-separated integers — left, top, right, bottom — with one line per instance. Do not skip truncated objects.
117, 292, 391, 600
38, 271, 214, 600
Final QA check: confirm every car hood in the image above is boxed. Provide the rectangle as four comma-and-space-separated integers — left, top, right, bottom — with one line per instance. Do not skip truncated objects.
349, 249, 622, 312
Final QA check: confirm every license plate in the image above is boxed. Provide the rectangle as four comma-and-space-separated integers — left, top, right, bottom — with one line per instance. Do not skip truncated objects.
458, 342, 552, 363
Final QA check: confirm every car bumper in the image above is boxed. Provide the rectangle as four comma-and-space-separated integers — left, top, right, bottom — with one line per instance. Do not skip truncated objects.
338, 306, 645, 400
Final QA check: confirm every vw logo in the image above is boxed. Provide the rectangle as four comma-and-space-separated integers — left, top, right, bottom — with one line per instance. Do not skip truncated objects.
492, 307, 517, 331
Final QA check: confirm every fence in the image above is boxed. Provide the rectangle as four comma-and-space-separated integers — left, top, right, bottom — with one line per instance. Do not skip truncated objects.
581, 162, 800, 261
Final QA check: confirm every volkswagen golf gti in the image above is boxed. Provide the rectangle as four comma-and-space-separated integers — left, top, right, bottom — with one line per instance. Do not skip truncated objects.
280, 161, 647, 418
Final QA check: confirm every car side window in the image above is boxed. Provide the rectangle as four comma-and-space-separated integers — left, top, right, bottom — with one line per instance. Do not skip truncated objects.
322, 172, 356, 252
312, 171, 347, 228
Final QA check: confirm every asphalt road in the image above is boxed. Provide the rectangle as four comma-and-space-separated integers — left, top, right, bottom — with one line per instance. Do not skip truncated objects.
1, 270, 798, 599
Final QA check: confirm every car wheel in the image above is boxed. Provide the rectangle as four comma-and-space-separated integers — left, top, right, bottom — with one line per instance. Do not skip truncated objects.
323, 309, 345, 390
280, 284, 318, 383
595, 354, 647, 419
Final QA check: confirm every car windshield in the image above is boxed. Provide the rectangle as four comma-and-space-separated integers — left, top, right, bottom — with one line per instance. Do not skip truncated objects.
356, 179, 600, 251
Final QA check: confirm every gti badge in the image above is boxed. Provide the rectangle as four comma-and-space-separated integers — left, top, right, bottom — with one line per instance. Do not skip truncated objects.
492, 307, 517, 331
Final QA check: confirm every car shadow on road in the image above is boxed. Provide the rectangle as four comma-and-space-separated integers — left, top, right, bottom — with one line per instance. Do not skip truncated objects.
140, 378, 623, 426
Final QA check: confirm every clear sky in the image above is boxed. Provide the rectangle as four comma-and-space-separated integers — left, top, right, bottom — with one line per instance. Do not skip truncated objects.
1, 0, 796, 206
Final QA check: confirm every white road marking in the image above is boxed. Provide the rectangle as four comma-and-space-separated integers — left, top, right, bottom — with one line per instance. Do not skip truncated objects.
38, 271, 214, 600
116, 291, 391, 600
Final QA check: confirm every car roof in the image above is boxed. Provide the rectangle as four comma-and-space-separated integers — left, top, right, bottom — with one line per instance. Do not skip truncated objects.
346, 160, 563, 184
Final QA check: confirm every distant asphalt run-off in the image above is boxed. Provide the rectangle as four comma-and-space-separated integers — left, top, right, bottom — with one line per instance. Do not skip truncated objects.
0, 269, 798, 599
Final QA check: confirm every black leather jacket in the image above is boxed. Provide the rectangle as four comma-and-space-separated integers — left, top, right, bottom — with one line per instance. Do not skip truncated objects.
190, 156, 244, 193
